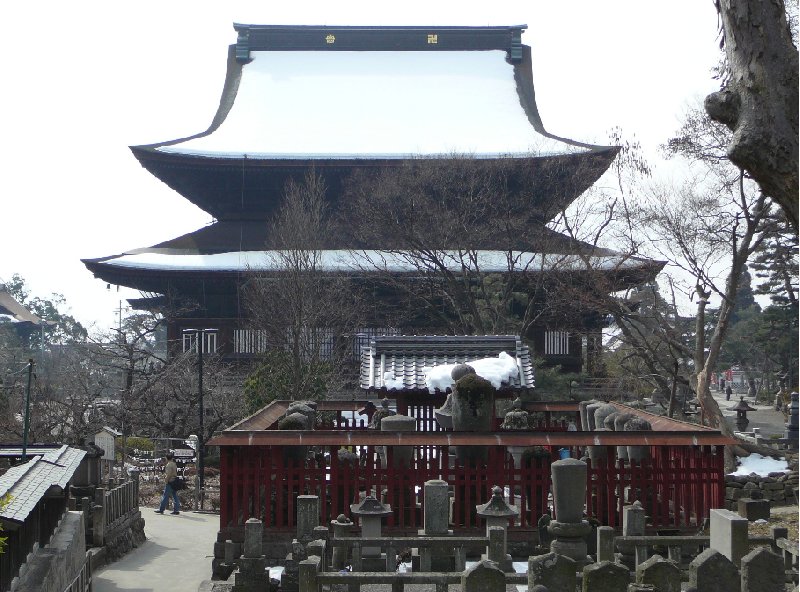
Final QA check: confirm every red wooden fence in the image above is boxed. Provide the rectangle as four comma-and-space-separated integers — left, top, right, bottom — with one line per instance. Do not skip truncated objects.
219, 443, 724, 532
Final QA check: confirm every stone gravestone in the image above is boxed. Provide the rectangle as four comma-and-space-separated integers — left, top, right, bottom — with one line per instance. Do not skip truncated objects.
635, 554, 680, 592
232, 518, 268, 592
582, 560, 629, 592
710, 508, 749, 567
296, 495, 320, 544
418, 479, 454, 571
549, 458, 591, 563
461, 559, 505, 592
689, 548, 740, 592
596, 526, 615, 563
280, 539, 307, 592
620, 501, 646, 569
740, 546, 784, 592
528, 552, 576, 592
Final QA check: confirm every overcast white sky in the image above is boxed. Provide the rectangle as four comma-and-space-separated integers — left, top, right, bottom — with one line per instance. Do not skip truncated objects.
0, 1, 721, 333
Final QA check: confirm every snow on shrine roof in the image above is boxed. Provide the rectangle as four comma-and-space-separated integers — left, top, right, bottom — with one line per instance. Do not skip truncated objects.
360, 335, 534, 391
156, 49, 603, 160
0, 445, 86, 524
87, 249, 655, 274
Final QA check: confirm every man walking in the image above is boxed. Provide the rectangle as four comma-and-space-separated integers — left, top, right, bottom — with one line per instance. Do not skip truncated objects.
155, 452, 180, 515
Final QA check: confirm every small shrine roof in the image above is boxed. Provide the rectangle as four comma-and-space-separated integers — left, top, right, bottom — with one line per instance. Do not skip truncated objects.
359, 335, 534, 391
0, 445, 86, 524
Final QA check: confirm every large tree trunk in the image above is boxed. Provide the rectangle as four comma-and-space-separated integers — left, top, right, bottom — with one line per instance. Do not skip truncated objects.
705, 0, 799, 231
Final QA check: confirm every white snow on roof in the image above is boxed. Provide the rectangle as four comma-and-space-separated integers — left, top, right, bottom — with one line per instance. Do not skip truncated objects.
728, 453, 789, 477
102, 249, 649, 273
425, 352, 520, 392
158, 50, 589, 159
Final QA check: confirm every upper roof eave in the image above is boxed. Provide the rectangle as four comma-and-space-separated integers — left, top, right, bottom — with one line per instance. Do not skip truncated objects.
128, 25, 619, 218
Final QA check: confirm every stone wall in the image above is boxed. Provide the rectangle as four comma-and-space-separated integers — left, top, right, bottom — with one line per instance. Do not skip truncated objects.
12, 511, 86, 592
724, 464, 799, 509
102, 509, 146, 564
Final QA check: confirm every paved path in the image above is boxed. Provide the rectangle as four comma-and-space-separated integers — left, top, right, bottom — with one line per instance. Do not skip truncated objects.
709, 385, 788, 437
93, 508, 219, 592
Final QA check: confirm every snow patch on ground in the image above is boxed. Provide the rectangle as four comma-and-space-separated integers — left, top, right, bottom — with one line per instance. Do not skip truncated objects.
728, 453, 788, 476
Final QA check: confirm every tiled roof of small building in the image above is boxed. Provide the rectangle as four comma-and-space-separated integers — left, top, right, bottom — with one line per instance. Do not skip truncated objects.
0, 445, 86, 524
360, 335, 534, 391
0, 284, 46, 326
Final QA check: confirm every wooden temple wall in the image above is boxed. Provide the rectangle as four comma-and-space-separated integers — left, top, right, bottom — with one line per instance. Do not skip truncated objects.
218, 443, 724, 533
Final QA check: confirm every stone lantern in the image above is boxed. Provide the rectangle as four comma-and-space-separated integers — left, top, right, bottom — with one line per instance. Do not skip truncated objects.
476, 485, 518, 570
733, 396, 757, 431
785, 392, 798, 448
350, 495, 392, 569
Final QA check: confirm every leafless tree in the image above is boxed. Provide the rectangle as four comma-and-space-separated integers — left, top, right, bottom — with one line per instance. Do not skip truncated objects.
340, 154, 611, 336
244, 171, 366, 401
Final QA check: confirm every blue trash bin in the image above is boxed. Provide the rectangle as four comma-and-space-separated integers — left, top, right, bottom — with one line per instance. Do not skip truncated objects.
558, 448, 570, 460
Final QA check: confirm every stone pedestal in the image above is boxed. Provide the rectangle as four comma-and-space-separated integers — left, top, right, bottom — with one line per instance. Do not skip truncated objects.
330, 514, 352, 570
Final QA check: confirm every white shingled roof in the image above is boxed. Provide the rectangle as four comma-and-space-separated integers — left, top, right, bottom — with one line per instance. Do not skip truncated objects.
0, 445, 86, 524
158, 50, 590, 159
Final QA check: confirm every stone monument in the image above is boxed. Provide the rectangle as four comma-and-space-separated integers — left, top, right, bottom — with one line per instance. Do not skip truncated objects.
548, 458, 591, 564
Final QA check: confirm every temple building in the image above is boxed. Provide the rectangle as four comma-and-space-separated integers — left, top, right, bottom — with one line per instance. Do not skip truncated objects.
82, 24, 662, 374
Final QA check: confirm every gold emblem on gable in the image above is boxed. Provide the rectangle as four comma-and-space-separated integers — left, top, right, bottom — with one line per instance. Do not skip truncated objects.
325, 34, 336, 44
427, 34, 438, 44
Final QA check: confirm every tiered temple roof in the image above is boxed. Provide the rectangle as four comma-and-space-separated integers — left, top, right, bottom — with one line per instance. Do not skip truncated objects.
83, 24, 662, 308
